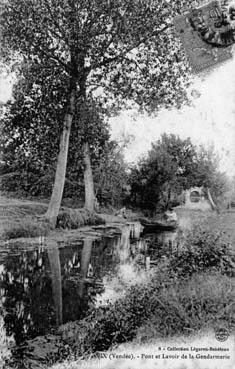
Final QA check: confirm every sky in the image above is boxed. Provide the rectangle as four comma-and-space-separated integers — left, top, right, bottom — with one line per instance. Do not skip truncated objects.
1, 53, 235, 176
0, 73, 13, 102
110, 55, 235, 177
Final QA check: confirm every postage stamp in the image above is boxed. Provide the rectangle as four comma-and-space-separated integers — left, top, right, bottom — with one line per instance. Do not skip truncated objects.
174, 1, 233, 73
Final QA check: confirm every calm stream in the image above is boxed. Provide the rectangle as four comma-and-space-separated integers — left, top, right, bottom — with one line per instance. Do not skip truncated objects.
0, 222, 177, 367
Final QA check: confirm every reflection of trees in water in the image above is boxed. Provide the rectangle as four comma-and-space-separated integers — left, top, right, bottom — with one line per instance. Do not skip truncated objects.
0, 224, 158, 351
140, 231, 178, 260
48, 242, 62, 327
62, 239, 96, 322
117, 228, 131, 264
0, 248, 55, 345
82, 236, 120, 278
0, 241, 106, 342
0, 313, 14, 366
0, 240, 106, 368
57, 239, 105, 323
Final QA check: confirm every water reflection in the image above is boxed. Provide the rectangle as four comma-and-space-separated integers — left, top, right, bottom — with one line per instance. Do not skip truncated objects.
0, 246, 54, 345
0, 222, 178, 367
48, 242, 62, 326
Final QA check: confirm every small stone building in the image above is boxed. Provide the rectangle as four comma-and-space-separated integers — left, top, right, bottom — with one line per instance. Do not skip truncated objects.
183, 187, 212, 211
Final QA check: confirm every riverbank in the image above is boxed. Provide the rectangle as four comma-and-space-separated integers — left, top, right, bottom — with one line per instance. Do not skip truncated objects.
2, 194, 235, 247
2, 194, 235, 249
0, 195, 131, 241
1, 197, 234, 369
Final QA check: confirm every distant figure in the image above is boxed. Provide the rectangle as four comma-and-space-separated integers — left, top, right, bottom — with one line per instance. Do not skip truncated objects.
115, 207, 127, 219
94, 197, 100, 211
165, 208, 178, 223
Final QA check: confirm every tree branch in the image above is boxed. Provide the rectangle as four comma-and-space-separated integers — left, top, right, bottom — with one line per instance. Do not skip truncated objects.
44, 0, 70, 47
90, 24, 170, 70
32, 40, 70, 73
123, 56, 143, 71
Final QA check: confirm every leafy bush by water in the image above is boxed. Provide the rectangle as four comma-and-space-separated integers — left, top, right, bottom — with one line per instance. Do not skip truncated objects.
169, 226, 235, 277
1, 218, 50, 240
62, 270, 234, 360
56, 208, 105, 229
137, 272, 234, 341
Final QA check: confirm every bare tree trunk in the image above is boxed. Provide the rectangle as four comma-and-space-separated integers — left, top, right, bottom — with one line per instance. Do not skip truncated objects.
207, 188, 217, 211
83, 141, 95, 212
45, 90, 76, 227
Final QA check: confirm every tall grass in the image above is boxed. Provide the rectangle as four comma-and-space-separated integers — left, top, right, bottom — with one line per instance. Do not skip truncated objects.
0, 202, 105, 240
51, 332, 235, 369
56, 225, 234, 363
136, 272, 234, 341
0, 203, 50, 240
1, 218, 50, 240
56, 208, 105, 229
56, 270, 234, 366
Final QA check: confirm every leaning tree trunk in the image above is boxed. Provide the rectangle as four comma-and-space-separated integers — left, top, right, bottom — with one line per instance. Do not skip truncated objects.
207, 188, 217, 211
45, 90, 76, 227
83, 141, 95, 212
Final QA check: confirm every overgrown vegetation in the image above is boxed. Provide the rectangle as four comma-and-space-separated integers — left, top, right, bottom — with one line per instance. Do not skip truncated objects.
0, 201, 49, 240
137, 273, 234, 341
0, 0, 194, 222
169, 226, 235, 278
1, 218, 50, 240
56, 208, 105, 229
57, 226, 234, 361
0, 201, 105, 240
61, 273, 234, 360
128, 134, 228, 212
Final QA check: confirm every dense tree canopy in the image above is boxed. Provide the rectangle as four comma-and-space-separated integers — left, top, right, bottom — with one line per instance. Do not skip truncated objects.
1, 0, 193, 108
93, 140, 129, 207
0, 69, 111, 198
0, 61, 129, 205
0, 0, 197, 222
129, 134, 228, 212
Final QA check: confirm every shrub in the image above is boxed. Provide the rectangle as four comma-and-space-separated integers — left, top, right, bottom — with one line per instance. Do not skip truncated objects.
62, 269, 234, 359
0, 171, 54, 197
56, 208, 105, 229
169, 226, 235, 277
137, 272, 234, 341
1, 218, 50, 240
60, 225, 235, 358
62, 278, 158, 357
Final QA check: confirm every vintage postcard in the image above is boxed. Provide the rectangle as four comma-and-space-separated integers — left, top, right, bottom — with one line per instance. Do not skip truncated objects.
0, 1, 234, 369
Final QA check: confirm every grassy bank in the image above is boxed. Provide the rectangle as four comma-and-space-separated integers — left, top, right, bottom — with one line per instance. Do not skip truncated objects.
0, 196, 105, 240
0, 198, 49, 240
56, 208, 105, 229
59, 271, 233, 357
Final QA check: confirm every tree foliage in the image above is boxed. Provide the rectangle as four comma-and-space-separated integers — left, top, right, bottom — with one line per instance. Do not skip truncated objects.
93, 141, 129, 207
1, 0, 193, 111
0, 62, 129, 204
0, 71, 110, 197
0, 0, 196, 217
129, 134, 228, 211
193, 144, 229, 200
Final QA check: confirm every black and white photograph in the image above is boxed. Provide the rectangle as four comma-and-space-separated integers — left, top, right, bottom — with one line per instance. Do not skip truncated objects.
0, 1, 234, 368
